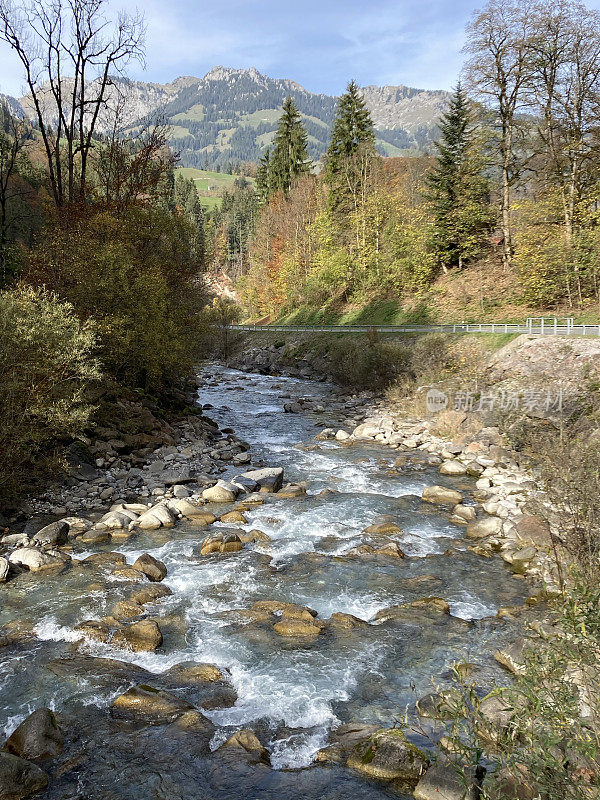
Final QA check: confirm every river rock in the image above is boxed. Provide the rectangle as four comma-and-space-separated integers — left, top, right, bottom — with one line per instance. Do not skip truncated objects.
494, 637, 531, 675
202, 482, 237, 502
129, 584, 172, 606
239, 529, 271, 543
0, 558, 8, 583
136, 504, 175, 530
111, 685, 194, 724
8, 548, 64, 573
422, 486, 462, 505
220, 510, 248, 524
200, 531, 243, 556
161, 467, 194, 485
132, 554, 167, 582
363, 522, 403, 535
451, 504, 477, 523
376, 597, 450, 624
166, 662, 226, 683
0, 752, 48, 799
220, 729, 270, 764
231, 476, 258, 493
414, 762, 479, 800
466, 517, 503, 539
114, 620, 163, 652
95, 511, 134, 530
273, 619, 323, 637
81, 552, 126, 567
171, 501, 215, 524
513, 515, 551, 547
345, 728, 429, 785
439, 461, 468, 476
4, 709, 63, 761
327, 612, 367, 631
239, 467, 284, 493
80, 529, 110, 544
277, 483, 306, 498
31, 521, 68, 547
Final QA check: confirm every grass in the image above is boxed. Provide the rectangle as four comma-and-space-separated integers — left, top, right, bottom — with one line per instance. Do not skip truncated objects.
175, 167, 256, 211
277, 299, 433, 326
175, 167, 243, 192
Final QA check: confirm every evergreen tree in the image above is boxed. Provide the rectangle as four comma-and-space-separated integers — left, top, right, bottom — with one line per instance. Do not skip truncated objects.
325, 80, 377, 215
256, 148, 271, 202
269, 97, 311, 196
427, 84, 493, 270
325, 80, 375, 178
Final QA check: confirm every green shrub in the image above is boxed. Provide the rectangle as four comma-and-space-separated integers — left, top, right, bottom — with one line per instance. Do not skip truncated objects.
328, 334, 414, 391
0, 286, 99, 506
26, 204, 209, 392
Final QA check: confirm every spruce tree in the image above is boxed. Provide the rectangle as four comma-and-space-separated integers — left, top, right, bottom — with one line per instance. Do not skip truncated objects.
427, 84, 492, 270
325, 80, 376, 214
269, 97, 311, 196
256, 148, 271, 202
326, 80, 376, 178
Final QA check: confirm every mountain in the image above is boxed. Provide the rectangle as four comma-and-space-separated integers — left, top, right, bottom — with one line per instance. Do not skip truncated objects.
8, 67, 450, 168
0, 93, 25, 119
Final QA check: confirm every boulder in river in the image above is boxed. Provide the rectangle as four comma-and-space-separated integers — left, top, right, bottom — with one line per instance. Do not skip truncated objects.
132, 553, 167, 582
31, 521, 69, 547
422, 486, 462, 506
200, 531, 243, 556
220, 729, 270, 765
466, 517, 502, 539
0, 558, 8, 583
439, 461, 468, 477
8, 548, 65, 572
0, 751, 48, 799
363, 522, 403, 535
4, 709, 63, 761
111, 685, 194, 724
166, 662, 226, 684
342, 727, 429, 786
239, 467, 284, 493
118, 620, 163, 652
414, 762, 480, 800
273, 619, 323, 637
135, 503, 176, 530
202, 482, 238, 502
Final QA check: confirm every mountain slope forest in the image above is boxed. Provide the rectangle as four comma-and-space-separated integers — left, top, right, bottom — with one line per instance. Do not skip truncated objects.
7, 67, 449, 170
205, 0, 600, 324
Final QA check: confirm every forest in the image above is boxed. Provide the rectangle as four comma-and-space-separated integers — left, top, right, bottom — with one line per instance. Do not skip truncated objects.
206, 0, 600, 322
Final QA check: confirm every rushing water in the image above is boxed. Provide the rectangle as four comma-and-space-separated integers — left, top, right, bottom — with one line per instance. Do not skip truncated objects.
0, 367, 529, 799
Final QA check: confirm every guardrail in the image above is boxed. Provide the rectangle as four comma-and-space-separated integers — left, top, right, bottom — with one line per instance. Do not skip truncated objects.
229, 319, 600, 336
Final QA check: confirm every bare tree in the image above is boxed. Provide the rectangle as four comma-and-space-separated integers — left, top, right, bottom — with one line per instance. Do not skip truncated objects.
528, 1, 600, 247
0, 105, 35, 285
0, 0, 145, 206
463, 0, 534, 268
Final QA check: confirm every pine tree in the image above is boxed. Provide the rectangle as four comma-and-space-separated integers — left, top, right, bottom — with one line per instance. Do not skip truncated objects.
256, 148, 271, 202
325, 80, 377, 215
427, 84, 493, 270
269, 97, 311, 196
326, 80, 376, 178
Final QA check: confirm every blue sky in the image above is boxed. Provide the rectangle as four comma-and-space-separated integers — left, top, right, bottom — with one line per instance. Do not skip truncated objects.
1, 0, 600, 97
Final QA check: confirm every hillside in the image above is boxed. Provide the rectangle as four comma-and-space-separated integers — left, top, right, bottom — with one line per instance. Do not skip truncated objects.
8, 66, 449, 168
175, 166, 255, 209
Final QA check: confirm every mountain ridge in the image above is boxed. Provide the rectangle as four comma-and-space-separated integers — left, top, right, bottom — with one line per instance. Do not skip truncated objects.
4, 66, 449, 167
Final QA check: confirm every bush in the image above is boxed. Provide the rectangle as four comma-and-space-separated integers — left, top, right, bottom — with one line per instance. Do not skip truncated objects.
0, 286, 99, 506
26, 204, 208, 392
328, 333, 414, 391
439, 580, 600, 800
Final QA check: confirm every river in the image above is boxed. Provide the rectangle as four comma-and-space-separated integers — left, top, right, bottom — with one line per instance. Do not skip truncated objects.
0, 367, 529, 799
